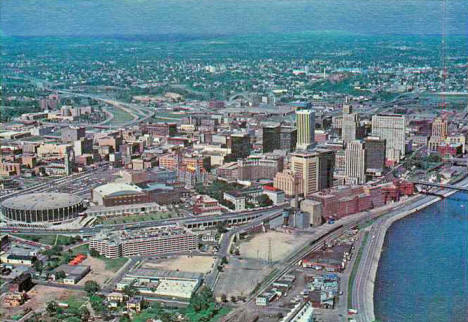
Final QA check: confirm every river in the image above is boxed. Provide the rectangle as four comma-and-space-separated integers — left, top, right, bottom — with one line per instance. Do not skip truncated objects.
374, 192, 468, 321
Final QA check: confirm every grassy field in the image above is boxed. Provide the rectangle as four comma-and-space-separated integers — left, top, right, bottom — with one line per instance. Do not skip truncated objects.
68, 244, 127, 272
109, 107, 134, 125
63, 294, 87, 309
94, 211, 177, 225
100, 257, 129, 272
71, 244, 89, 255
13, 234, 79, 246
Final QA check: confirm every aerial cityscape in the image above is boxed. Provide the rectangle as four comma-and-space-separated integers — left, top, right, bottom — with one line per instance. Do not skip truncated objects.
0, 1, 467, 321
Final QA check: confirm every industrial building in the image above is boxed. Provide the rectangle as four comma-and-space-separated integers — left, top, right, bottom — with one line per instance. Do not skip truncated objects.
53, 264, 91, 284
116, 269, 202, 300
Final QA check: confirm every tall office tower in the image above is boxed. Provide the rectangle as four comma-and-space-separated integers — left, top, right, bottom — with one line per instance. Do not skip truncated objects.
316, 149, 336, 190
64, 146, 75, 176
227, 133, 251, 159
364, 136, 386, 176
262, 124, 297, 153
280, 126, 297, 152
262, 123, 281, 153
345, 140, 366, 184
296, 109, 315, 151
371, 114, 406, 162
291, 150, 334, 196
431, 117, 448, 139
342, 105, 361, 144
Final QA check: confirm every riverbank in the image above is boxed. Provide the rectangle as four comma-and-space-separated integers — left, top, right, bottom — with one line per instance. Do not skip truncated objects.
351, 175, 468, 322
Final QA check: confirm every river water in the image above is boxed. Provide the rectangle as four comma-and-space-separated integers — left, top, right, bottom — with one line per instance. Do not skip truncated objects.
374, 192, 468, 321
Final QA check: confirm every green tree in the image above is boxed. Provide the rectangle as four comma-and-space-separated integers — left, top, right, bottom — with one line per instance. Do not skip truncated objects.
89, 248, 100, 257
90, 295, 106, 314
46, 301, 60, 316
220, 199, 235, 210
84, 280, 101, 296
216, 221, 228, 234
189, 286, 215, 312
33, 260, 43, 274
257, 194, 273, 207
80, 307, 90, 321
122, 283, 139, 298
55, 270, 66, 280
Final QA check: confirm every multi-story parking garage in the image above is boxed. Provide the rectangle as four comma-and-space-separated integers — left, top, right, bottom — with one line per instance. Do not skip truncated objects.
1, 193, 85, 226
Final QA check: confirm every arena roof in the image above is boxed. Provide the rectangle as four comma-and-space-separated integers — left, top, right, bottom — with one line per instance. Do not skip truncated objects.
93, 182, 143, 197
1, 193, 83, 211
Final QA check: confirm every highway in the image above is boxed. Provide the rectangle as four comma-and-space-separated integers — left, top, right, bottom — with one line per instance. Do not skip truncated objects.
0, 205, 286, 237
351, 195, 428, 322
4, 75, 155, 129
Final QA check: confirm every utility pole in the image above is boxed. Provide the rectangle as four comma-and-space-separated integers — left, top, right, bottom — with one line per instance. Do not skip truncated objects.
267, 238, 272, 265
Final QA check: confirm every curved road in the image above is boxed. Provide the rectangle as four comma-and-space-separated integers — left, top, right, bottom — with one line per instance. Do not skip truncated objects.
351, 177, 468, 322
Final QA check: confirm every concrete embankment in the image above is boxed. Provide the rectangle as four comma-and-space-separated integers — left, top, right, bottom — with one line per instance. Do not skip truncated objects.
366, 178, 468, 321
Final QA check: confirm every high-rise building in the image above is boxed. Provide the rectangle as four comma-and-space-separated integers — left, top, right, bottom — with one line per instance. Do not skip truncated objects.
262, 123, 281, 153
345, 140, 366, 184
431, 117, 448, 139
371, 114, 406, 162
290, 150, 334, 196
280, 126, 297, 152
227, 133, 251, 159
61, 127, 85, 143
342, 105, 361, 144
296, 109, 315, 151
316, 149, 336, 190
263, 124, 297, 153
64, 146, 75, 176
238, 154, 284, 181
364, 136, 386, 175
274, 169, 302, 196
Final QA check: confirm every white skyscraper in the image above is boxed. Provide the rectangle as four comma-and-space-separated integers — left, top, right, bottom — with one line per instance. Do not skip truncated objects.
371, 114, 406, 162
345, 140, 366, 184
296, 109, 315, 151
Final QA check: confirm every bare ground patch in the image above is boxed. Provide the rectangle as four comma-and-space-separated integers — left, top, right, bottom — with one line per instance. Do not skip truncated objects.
78, 256, 117, 285
238, 230, 311, 262
143, 255, 215, 274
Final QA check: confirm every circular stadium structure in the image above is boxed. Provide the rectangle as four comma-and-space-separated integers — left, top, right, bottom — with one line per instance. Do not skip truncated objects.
1, 193, 85, 226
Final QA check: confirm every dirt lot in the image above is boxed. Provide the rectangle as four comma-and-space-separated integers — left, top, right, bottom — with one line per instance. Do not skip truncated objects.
0, 285, 86, 320
215, 257, 274, 298
238, 230, 312, 262
143, 255, 215, 274
78, 256, 117, 285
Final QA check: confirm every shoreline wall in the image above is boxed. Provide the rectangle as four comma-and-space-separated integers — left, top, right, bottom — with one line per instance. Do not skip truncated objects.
368, 178, 468, 320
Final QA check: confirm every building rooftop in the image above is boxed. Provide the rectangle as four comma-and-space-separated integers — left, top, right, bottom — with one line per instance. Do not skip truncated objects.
92, 225, 195, 244
93, 182, 143, 197
1, 193, 83, 211
55, 264, 90, 276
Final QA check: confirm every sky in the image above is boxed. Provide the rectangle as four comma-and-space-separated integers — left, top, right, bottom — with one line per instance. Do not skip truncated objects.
1, 0, 468, 38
